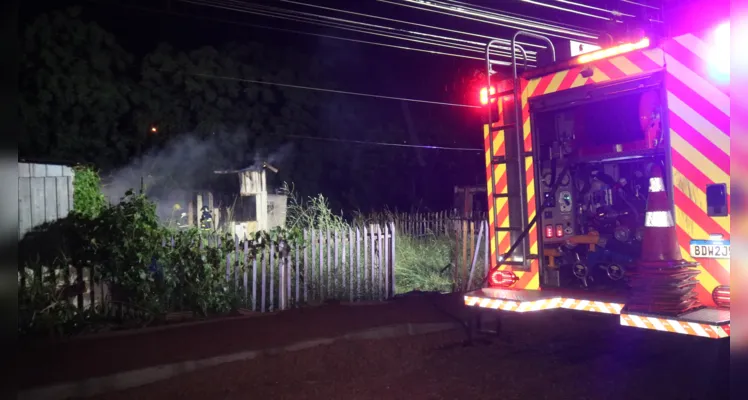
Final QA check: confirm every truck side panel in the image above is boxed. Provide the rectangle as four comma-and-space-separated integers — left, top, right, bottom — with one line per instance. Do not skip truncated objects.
664, 30, 731, 307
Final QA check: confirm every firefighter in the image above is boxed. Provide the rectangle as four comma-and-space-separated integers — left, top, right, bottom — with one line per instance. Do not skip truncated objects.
199, 206, 214, 230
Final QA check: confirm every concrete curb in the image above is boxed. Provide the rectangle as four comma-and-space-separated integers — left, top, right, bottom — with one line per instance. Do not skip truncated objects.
18, 322, 458, 400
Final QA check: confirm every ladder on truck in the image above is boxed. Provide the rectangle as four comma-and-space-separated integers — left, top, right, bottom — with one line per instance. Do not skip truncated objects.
484, 32, 556, 270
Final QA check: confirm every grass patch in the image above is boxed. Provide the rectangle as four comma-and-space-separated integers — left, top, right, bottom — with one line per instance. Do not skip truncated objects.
394, 234, 454, 294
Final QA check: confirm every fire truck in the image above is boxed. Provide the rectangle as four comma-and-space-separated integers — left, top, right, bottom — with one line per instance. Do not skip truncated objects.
465, 2, 730, 341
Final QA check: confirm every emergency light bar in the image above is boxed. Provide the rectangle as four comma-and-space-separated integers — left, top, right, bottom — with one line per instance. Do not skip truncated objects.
577, 37, 650, 64
522, 37, 652, 80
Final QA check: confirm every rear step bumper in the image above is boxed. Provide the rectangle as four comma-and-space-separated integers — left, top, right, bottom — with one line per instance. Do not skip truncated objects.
464, 288, 730, 339
464, 288, 625, 314
620, 308, 730, 339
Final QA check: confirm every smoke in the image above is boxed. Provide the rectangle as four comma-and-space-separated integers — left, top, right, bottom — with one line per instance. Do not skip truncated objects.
101, 130, 295, 219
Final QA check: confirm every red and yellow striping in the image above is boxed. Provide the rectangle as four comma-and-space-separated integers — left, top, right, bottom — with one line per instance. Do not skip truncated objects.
483, 33, 729, 305
620, 313, 730, 339
663, 30, 730, 307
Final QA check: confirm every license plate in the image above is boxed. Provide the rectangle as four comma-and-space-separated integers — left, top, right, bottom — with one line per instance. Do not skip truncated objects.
689, 240, 730, 259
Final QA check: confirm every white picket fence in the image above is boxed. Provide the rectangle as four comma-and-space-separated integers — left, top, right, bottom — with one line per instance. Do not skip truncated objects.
19, 223, 396, 316
229, 223, 396, 312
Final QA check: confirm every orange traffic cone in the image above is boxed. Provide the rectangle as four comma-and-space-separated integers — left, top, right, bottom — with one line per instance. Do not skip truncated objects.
625, 164, 701, 316
640, 165, 686, 266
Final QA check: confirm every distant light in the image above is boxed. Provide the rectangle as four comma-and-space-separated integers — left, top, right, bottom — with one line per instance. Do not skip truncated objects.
707, 22, 730, 83
150, 126, 158, 133
577, 37, 650, 64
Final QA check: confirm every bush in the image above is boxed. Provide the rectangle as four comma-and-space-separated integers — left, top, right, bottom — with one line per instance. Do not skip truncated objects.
18, 189, 303, 337
72, 166, 108, 218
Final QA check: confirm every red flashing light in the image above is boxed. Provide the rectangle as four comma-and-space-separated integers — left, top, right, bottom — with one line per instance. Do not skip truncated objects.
489, 269, 519, 287
545, 225, 554, 238
712, 285, 730, 308
555, 224, 564, 238
480, 86, 496, 106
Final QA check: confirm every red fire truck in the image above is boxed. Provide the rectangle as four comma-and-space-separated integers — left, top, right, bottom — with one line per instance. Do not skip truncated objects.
465, 2, 730, 341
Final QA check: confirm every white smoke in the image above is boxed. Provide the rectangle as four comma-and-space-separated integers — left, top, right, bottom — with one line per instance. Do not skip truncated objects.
101, 130, 294, 220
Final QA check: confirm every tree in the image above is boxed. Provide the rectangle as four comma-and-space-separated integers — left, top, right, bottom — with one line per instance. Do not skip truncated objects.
20, 6, 136, 167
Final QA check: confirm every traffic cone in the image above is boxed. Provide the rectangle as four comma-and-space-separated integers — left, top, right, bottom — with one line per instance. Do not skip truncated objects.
625, 164, 702, 316
640, 165, 685, 265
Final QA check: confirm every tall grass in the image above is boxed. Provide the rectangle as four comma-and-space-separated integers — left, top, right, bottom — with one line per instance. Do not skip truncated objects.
394, 234, 453, 294
278, 183, 489, 295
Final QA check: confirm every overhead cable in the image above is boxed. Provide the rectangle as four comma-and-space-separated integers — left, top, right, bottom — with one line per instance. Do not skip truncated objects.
553, 0, 636, 17
165, 0, 506, 64
192, 0, 533, 61
443, 0, 611, 29
279, 0, 547, 50
380, 0, 599, 40
438, 0, 607, 32
185, 71, 483, 108
285, 134, 483, 152
520, 0, 611, 20
235, 0, 533, 59
178, 0, 513, 65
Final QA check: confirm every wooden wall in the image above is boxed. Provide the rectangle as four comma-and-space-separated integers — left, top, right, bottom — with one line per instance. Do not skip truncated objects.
18, 163, 74, 239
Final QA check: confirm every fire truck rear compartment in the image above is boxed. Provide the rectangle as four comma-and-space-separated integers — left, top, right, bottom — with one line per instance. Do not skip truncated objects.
530, 83, 664, 294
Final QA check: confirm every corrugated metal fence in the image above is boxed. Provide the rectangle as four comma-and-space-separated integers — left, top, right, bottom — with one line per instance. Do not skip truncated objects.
18, 163, 74, 239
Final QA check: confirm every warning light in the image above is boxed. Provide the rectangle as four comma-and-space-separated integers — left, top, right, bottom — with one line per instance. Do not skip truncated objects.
577, 37, 650, 64
480, 86, 496, 105
555, 224, 564, 238
545, 225, 554, 238
707, 22, 730, 83
489, 269, 519, 287
712, 285, 730, 308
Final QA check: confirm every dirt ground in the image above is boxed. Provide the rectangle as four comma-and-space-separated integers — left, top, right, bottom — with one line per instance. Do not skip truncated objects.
93, 311, 726, 400
17, 293, 466, 389
19, 294, 729, 400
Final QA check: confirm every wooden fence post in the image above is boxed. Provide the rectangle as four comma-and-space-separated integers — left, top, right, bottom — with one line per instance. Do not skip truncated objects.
304, 230, 309, 303
270, 242, 275, 312
466, 222, 485, 292
390, 221, 396, 298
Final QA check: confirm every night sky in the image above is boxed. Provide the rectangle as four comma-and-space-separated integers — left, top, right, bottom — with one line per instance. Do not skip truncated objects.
19, 0, 668, 212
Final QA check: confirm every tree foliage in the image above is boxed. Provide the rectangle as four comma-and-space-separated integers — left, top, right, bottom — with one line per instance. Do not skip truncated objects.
19, 7, 470, 212
20, 6, 136, 166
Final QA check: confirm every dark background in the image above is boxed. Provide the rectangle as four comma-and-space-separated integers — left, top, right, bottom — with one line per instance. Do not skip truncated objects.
17, 0, 667, 213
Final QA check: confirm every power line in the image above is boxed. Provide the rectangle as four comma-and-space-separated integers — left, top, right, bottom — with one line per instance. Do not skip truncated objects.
233, 0, 535, 60
444, 0, 610, 31
180, 0, 531, 63
279, 0, 546, 50
85, 0, 502, 65
379, 0, 600, 40
520, 0, 612, 20
187, 0, 529, 61
285, 134, 482, 152
187, 71, 483, 108
165, 0, 508, 64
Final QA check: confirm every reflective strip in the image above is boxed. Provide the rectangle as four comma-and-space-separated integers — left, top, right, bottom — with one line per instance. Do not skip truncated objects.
649, 176, 665, 192
620, 313, 730, 339
645, 210, 675, 227
465, 295, 624, 315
